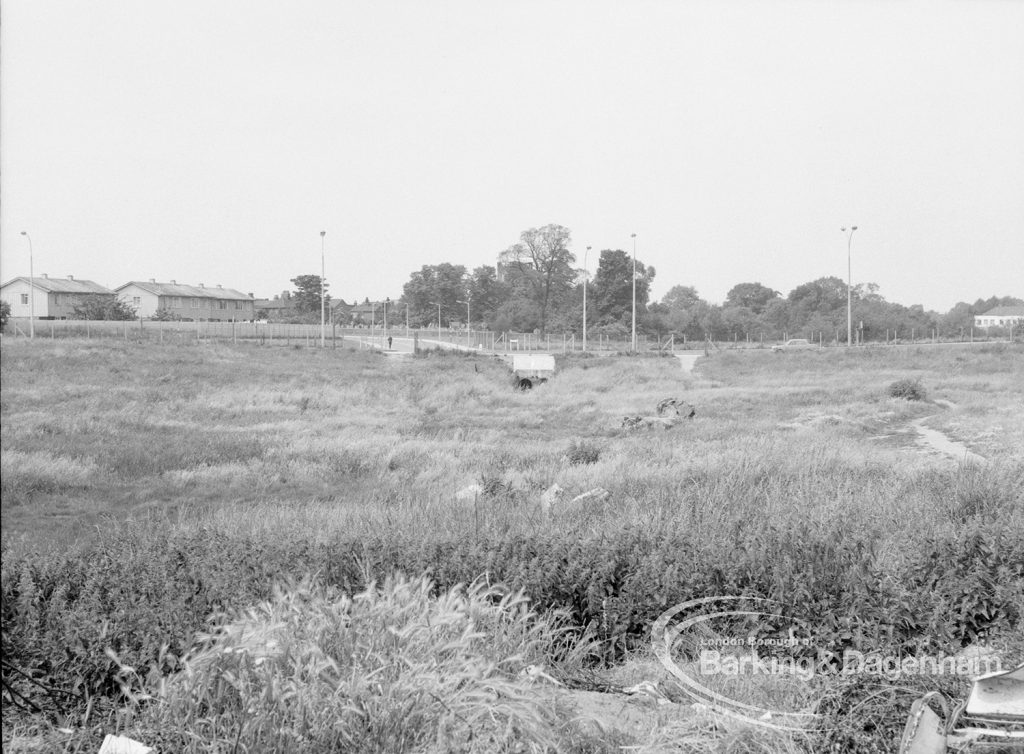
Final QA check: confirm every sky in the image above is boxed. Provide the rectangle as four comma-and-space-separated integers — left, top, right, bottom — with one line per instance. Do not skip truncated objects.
2, 0, 1022, 312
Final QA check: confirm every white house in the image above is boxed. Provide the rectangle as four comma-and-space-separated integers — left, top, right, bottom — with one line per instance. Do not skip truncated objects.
0, 275, 116, 319
114, 280, 255, 321
974, 306, 1024, 328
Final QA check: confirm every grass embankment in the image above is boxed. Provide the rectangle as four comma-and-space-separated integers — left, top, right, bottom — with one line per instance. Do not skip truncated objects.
2, 340, 1023, 752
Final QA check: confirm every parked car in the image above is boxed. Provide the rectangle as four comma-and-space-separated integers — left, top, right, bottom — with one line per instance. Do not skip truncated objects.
771, 338, 819, 352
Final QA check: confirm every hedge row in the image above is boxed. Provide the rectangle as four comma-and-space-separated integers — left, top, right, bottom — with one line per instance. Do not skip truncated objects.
3, 517, 1022, 719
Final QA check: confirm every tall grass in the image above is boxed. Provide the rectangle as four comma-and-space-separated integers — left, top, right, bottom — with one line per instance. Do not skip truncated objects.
2, 339, 1023, 752
123, 576, 580, 753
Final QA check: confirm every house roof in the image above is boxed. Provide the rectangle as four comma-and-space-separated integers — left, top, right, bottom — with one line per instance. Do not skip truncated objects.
116, 281, 252, 301
0, 276, 114, 294
253, 298, 293, 310
979, 306, 1024, 317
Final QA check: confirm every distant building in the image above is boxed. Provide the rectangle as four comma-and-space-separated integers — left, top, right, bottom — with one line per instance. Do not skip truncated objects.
253, 292, 295, 321
115, 280, 254, 321
974, 306, 1024, 328
0, 275, 116, 319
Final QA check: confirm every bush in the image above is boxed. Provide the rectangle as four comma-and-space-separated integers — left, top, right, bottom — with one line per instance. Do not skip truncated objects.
887, 378, 927, 401
566, 439, 601, 465
129, 576, 567, 753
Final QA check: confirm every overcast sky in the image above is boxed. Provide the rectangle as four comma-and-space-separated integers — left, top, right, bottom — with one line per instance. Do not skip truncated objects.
2, 0, 1022, 311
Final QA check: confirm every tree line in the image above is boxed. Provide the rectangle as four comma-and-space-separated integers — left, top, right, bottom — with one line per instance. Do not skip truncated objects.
280, 223, 1020, 342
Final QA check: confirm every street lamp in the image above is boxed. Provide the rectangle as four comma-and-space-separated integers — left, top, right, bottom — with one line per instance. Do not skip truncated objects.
320, 231, 326, 348
457, 295, 471, 346
841, 226, 858, 347
383, 297, 389, 348
631, 233, 637, 353
583, 246, 591, 352
432, 302, 442, 340
20, 232, 34, 339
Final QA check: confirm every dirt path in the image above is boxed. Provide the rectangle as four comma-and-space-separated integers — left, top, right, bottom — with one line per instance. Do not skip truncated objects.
675, 353, 702, 374
912, 414, 989, 465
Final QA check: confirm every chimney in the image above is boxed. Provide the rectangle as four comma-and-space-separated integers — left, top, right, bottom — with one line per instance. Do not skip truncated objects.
150, 278, 156, 283
198, 283, 204, 288
217, 284, 222, 289
41, 273, 48, 279
170, 279, 176, 284
67, 275, 74, 281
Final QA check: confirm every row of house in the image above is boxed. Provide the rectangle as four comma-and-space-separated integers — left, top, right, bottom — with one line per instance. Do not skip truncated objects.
0, 275, 384, 324
0, 276, 255, 321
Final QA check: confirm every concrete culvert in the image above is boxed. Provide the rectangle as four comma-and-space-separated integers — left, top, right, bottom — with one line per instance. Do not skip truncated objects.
517, 378, 533, 391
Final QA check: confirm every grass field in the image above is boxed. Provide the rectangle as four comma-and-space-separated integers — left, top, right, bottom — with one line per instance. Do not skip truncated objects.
2, 339, 1022, 752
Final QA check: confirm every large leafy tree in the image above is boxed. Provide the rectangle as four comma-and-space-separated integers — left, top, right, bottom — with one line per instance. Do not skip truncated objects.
658, 285, 713, 341
498, 224, 576, 335
591, 249, 655, 327
786, 276, 848, 333
725, 282, 779, 314
290, 275, 330, 315
401, 263, 468, 327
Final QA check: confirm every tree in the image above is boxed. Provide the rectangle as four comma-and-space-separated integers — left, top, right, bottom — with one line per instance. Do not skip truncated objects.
661, 285, 703, 311
660, 285, 708, 341
152, 308, 183, 321
467, 265, 509, 328
724, 282, 779, 314
498, 224, 576, 335
290, 275, 330, 315
786, 277, 848, 335
591, 249, 654, 327
72, 296, 137, 320
0, 300, 9, 332
401, 263, 468, 327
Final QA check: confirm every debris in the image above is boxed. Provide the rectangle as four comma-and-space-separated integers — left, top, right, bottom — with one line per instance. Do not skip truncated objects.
623, 680, 670, 706
656, 398, 696, 419
455, 484, 483, 501
539, 483, 564, 514
621, 415, 678, 430
623, 399, 696, 430
966, 662, 1024, 718
97, 735, 154, 754
520, 664, 563, 686
899, 664, 1024, 753
570, 488, 610, 505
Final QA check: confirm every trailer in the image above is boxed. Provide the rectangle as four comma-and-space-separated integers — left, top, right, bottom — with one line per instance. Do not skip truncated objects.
505, 353, 555, 390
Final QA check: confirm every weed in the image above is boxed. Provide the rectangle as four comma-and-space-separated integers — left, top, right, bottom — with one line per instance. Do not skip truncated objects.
566, 439, 601, 465
887, 378, 927, 401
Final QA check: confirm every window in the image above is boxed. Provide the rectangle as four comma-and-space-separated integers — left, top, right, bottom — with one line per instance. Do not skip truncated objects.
235, 301, 245, 310
20, 294, 28, 305
133, 297, 141, 307
190, 298, 200, 309
218, 300, 227, 309
172, 297, 182, 308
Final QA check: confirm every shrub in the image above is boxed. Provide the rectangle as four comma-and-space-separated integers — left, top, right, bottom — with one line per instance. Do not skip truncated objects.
566, 439, 601, 466
887, 378, 927, 401
130, 576, 568, 752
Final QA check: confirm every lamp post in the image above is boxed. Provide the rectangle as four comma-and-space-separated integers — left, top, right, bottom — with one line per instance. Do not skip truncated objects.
582, 246, 591, 352
631, 233, 637, 353
841, 226, 858, 347
20, 231, 34, 339
383, 297, 389, 348
432, 302, 442, 341
320, 231, 326, 348
457, 296, 471, 346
